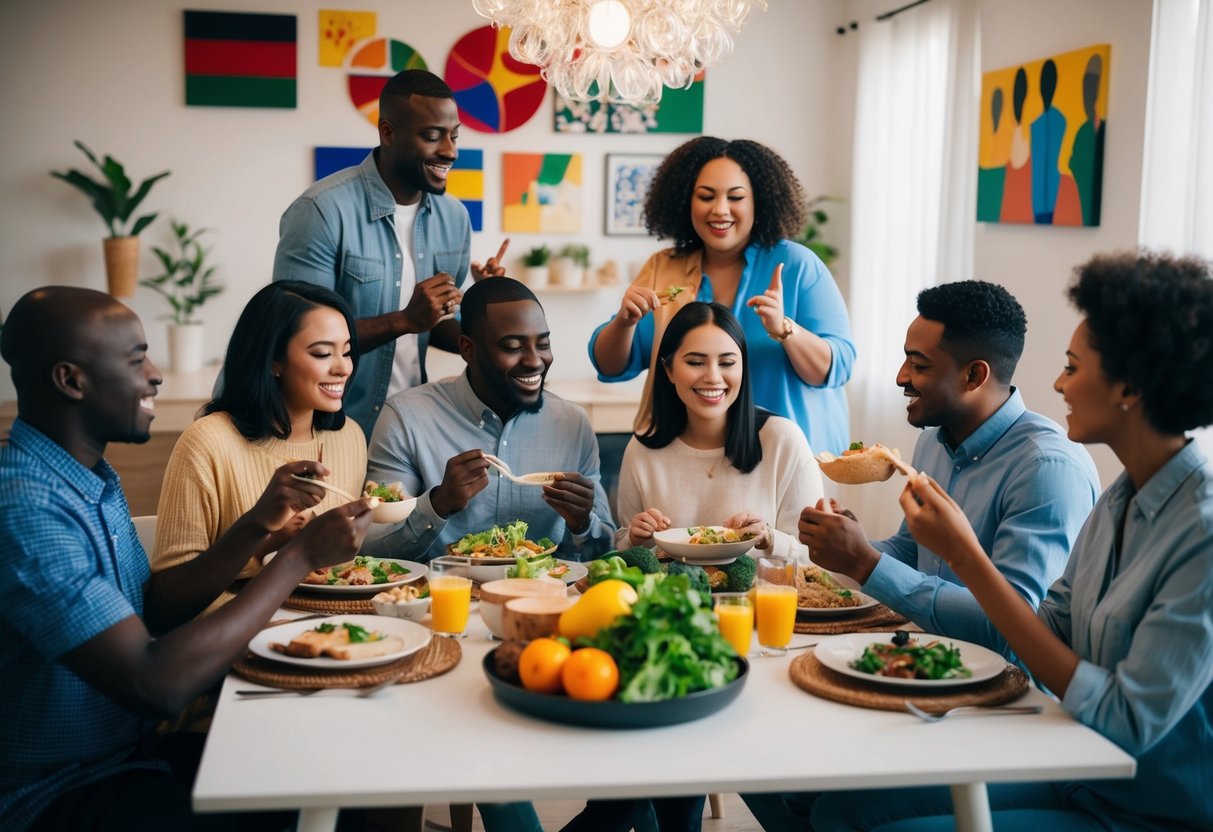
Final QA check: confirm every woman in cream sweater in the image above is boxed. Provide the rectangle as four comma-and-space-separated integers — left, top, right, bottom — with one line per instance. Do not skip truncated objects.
151, 281, 367, 613
616, 301, 823, 564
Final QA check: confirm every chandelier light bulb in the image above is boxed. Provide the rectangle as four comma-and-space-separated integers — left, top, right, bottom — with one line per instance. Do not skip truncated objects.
474, 0, 767, 106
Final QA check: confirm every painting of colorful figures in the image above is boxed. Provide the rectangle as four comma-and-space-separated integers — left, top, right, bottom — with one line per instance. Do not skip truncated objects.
502, 153, 582, 234
977, 44, 1110, 226
554, 73, 704, 133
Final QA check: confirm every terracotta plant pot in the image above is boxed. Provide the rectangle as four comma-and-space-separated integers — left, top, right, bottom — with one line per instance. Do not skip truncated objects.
103, 236, 140, 297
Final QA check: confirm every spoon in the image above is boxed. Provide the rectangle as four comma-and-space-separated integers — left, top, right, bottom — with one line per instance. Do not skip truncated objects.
289, 474, 370, 504
903, 700, 1043, 723
483, 454, 559, 486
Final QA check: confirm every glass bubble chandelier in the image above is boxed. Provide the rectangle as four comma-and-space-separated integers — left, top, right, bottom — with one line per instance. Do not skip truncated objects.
471, 0, 767, 105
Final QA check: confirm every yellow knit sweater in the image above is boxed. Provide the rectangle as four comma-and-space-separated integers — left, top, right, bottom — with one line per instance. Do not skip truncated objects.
151, 412, 366, 609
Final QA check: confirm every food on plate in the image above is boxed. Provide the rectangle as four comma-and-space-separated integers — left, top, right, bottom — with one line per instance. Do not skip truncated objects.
584, 550, 756, 593
493, 640, 525, 684
270, 621, 403, 660
796, 566, 862, 609
687, 525, 756, 545
374, 582, 429, 602
815, 441, 903, 484
363, 479, 407, 502
453, 520, 555, 559
659, 285, 690, 305
561, 647, 619, 701
666, 561, 711, 595
303, 555, 410, 586
506, 554, 569, 580
849, 630, 972, 680
518, 636, 571, 694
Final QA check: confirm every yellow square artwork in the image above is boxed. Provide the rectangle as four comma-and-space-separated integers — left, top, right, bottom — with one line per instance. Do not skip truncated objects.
318, 10, 376, 67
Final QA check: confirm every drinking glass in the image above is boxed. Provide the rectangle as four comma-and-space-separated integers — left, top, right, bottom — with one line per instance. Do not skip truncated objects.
755, 554, 796, 655
714, 595, 753, 656
428, 558, 472, 638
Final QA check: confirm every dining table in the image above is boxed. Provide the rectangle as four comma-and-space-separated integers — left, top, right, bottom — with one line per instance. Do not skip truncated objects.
192, 602, 1135, 832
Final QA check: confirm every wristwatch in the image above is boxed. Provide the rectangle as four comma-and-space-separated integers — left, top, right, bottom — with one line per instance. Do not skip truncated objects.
771, 316, 796, 342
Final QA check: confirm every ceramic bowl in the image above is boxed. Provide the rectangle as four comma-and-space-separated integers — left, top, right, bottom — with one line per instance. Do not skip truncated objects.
478, 577, 567, 639
371, 496, 419, 525
502, 595, 576, 642
372, 582, 431, 622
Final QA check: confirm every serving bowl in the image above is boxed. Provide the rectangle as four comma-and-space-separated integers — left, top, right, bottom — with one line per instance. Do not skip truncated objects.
371, 496, 419, 524
652, 527, 759, 565
478, 577, 567, 639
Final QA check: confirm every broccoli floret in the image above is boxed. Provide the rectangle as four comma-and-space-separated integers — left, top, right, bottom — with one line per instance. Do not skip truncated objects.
706, 568, 729, 590
723, 555, 757, 592
617, 546, 662, 575
665, 561, 711, 595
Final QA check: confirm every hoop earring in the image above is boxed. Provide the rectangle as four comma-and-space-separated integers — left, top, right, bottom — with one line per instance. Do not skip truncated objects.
1119, 402, 1129, 412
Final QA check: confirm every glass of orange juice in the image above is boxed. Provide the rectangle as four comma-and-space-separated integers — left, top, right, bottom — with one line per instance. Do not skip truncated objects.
714, 596, 753, 656
428, 558, 472, 638
755, 554, 797, 655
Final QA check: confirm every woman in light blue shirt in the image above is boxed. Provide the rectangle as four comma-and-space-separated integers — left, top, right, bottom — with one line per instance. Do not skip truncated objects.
808, 251, 1213, 832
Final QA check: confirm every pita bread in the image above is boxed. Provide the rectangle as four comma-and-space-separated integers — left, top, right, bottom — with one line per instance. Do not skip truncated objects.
815, 443, 903, 484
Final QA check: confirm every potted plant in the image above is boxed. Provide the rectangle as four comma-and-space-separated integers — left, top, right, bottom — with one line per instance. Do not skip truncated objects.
140, 220, 223, 373
521, 244, 551, 288
50, 140, 170, 297
795, 196, 842, 271
553, 244, 591, 288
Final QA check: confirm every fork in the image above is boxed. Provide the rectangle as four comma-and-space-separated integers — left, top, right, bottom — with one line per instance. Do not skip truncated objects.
236, 687, 322, 697
904, 700, 1043, 722
483, 454, 557, 486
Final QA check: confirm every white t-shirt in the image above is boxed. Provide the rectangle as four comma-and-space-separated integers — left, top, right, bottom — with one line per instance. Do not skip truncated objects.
614, 415, 823, 564
388, 201, 422, 399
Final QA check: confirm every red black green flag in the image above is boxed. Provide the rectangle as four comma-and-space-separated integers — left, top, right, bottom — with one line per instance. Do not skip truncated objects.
184, 10, 296, 108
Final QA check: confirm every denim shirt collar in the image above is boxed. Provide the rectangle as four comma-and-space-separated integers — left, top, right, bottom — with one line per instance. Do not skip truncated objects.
1108, 439, 1207, 525
10, 418, 118, 504
360, 149, 433, 223
937, 387, 1027, 461
451, 371, 507, 428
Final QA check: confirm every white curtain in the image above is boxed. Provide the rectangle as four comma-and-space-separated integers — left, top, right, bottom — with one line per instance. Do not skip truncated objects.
843, 0, 980, 536
1139, 0, 1213, 456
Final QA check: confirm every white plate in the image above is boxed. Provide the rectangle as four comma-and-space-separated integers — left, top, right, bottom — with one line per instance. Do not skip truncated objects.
444, 545, 559, 565
434, 555, 587, 585
294, 558, 427, 594
249, 614, 431, 670
814, 632, 1008, 688
653, 527, 759, 565
796, 590, 880, 619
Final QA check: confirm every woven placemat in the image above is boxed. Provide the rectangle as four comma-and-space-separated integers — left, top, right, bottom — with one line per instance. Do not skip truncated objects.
233, 633, 461, 690
794, 604, 909, 635
789, 650, 1029, 711
282, 592, 376, 615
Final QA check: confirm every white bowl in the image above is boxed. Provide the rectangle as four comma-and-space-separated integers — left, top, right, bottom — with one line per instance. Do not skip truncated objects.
478, 577, 567, 639
653, 527, 759, 565
372, 586, 431, 622
371, 496, 419, 524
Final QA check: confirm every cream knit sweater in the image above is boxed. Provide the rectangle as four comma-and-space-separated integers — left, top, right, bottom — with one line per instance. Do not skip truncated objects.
614, 416, 823, 564
151, 412, 366, 608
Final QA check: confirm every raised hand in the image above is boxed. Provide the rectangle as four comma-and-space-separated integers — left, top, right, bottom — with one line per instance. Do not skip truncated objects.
542, 472, 595, 534
430, 449, 490, 518
616, 285, 663, 326
798, 497, 878, 582
248, 461, 328, 535
628, 507, 671, 546
746, 262, 785, 337
724, 511, 771, 549
403, 273, 462, 332
287, 498, 376, 572
470, 238, 510, 281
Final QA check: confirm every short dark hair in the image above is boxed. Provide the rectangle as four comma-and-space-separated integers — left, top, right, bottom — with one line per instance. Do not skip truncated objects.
643, 137, 809, 254
206, 281, 359, 440
1068, 250, 1213, 434
379, 69, 452, 115
916, 280, 1026, 384
460, 277, 540, 338
639, 302, 769, 473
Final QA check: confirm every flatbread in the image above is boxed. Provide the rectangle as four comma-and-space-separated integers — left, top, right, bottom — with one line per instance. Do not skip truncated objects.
816, 443, 902, 484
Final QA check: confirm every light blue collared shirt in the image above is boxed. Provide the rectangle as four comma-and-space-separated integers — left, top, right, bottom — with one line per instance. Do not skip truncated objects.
1043, 440, 1213, 830
863, 389, 1100, 655
363, 373, 616, 562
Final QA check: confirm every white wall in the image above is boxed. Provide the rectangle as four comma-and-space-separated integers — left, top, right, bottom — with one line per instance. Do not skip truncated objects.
0, 0, 850, 400
974, 0, 1155, 486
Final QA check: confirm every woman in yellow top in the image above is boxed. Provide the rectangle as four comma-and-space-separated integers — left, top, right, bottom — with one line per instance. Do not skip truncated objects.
151, 281, 367, 613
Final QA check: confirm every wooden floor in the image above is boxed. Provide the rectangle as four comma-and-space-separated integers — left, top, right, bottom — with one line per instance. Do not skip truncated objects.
422, 795, 763, 831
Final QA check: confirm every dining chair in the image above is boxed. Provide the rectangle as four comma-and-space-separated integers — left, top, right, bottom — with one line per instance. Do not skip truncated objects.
132, 514, 157, 555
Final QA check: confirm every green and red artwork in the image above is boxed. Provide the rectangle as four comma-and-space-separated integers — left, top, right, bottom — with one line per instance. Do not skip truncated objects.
347, 37, 428, 125
553, 73, 705, 134
184, 10, 297, 108
445, 26, 546, 133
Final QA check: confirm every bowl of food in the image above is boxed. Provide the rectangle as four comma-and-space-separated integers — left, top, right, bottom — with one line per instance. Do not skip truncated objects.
363, 480, 419, 524
478, 577, 567, 639
652, 526, 759, 565
372, 581, 431, 622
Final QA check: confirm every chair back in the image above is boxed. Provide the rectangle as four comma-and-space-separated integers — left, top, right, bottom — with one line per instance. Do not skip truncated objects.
132, 515, 157, 555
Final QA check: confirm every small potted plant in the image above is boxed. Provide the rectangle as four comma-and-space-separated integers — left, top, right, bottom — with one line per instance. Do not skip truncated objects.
553, 244, 591, 288
795, 196, 842, 271
140, 220, 224, 373
50, 140, 170, 297
521, 244, 551, 288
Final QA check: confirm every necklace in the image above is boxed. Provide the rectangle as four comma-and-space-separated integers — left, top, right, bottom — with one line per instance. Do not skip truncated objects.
702, 451, 726, 479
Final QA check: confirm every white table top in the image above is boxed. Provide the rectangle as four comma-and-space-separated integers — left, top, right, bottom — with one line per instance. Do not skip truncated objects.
193, 609, 1134, 820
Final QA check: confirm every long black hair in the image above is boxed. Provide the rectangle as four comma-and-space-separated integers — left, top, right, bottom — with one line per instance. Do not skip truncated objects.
638, 302, 769, 473
205, 281, 359, 439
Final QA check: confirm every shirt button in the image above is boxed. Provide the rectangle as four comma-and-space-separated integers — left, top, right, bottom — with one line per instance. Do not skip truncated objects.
395, 253, 401, 259
395, 281, 401, 287
502, 440, 508, 446
954, 465, 961, 471
971, 456, 978, 462
374, 405, 381, 411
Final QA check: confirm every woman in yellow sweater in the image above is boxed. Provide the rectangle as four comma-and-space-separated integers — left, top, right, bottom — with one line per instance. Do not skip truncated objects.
151, 281, 367, 612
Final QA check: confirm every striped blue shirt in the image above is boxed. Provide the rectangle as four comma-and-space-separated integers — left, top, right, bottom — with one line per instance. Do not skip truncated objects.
0, 420, 163, 831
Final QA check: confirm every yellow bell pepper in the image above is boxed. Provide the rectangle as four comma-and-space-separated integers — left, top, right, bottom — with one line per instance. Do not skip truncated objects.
559, 579, 639, 641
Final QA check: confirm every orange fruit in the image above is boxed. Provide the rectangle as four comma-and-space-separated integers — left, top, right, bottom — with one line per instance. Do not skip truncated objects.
518, 637, 571, 694
561, 647, 620, 701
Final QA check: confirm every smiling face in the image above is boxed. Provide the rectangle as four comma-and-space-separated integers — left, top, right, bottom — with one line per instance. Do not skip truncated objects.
690, 157, 755, 259
79, 307, 162, 446
664, 322, 743, 429
463, 299, 552, 421
379, 93, 460, 202
1054, 320, 1123, 445
895, 316, 973, 431
273, 306, 353, 428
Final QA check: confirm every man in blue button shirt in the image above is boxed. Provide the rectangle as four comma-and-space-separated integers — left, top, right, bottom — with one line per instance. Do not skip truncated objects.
274, 69, 509, 436
0, 288, 374, 831
365, 277, 616, 564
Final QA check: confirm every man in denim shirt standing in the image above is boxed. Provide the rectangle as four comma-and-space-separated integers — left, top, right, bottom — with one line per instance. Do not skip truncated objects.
274, 69, 508, 436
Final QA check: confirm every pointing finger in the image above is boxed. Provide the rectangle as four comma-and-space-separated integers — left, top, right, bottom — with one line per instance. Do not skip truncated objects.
770, 262, 783, 292
495, 238, 510, 262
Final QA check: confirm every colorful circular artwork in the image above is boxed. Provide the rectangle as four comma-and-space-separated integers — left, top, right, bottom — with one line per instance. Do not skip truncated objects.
347, 37, 427, 125
444, 26, 546, 133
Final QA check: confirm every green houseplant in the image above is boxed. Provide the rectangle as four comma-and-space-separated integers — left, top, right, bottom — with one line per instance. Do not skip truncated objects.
521, 244, 551, 289
554, 244, 591, 288
140, 220, 223, 372
795, 195, 842, 271
50, 140, 170, 297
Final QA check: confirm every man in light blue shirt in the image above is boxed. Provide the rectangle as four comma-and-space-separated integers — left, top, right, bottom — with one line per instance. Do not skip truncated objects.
273, 69, 507, 435
364, 277, 615, 563
798, 280, 1099, 654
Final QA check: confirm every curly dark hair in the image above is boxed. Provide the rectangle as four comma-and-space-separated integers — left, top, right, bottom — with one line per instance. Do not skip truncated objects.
1068, 250, 1213, 434
916, 280, 1027, 384
643, 137, 808, 253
